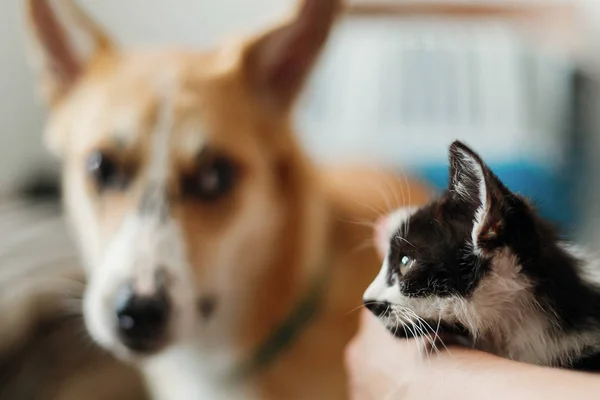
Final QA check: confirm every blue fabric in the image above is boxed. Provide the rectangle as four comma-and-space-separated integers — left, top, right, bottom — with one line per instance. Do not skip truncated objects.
412, 162, 575, 233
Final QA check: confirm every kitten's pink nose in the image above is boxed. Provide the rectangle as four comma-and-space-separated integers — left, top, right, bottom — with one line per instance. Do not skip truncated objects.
374, 216, 390, 259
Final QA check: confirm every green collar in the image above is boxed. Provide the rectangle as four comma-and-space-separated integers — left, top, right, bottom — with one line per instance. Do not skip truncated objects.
226, 263, 330, 383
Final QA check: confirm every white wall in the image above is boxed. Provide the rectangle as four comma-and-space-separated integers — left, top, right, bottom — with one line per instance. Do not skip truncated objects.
0, 0, 49, 192
0, 0, 293, 193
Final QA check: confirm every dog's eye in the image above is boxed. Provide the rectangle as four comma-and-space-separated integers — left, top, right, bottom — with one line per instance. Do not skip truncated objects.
399, 255, 416, 276
184, 156, 236, 201
86, 151, 129, 190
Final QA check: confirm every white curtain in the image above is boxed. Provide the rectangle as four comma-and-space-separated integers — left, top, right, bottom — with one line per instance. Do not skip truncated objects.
296, 16, 574, 169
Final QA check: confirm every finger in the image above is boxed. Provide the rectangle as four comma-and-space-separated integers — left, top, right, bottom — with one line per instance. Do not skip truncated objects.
344, 338, 360, 367
356, 308, 376, 337
361, 309, 389, 335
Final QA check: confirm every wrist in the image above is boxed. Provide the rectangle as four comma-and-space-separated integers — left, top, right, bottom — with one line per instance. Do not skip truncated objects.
415, 346, 515, 399
422, 346, 600, 400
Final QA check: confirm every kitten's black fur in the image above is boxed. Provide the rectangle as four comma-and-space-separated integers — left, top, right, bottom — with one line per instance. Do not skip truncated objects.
364, 141, 600, 371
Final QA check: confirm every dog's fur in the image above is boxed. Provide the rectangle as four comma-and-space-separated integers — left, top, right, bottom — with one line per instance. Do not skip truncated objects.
23, 0, 431, 398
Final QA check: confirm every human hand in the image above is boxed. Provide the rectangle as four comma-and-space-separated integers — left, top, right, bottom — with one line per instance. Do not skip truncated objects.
345, 309, 428, 400
346, 306, 600, 400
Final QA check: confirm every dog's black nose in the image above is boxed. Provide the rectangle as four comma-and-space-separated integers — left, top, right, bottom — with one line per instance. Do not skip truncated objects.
364, 300, 390, 317
115, 287, 170, 353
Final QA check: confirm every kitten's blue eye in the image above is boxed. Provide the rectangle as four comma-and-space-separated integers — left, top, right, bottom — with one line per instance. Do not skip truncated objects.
399, 255, 415, 275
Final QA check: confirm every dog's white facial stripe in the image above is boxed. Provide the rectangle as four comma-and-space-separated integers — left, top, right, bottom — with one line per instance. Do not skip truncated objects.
132, 77, 179, 290
112, 104, 147, 148
137, 93, 175, 222
83, 74, 205, 355
147, 83, 175, 187
178, 121, 207, 160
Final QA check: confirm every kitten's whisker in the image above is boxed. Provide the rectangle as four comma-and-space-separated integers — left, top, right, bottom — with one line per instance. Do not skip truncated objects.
434, 312, 451, 354
350, 238, 378, 255
345, 303, 370, 316
337, 218, 378, 230
407, 310, 440, 343
395, 171, 407, 210
394, 236, 416, 249
400, 315, 419, 351
404, 171, 412, 235
349, 198, 387, 221
347, 300, 389, 316
421, 318, 441, 357
396, 170, 413, 237
412, 316, 437, 359
389, 174, 402, 213
396, 308, 433, 360
391, 310, 402, 338
375, 173, 394, 215
397, 307, 443, 358
414, 318, 435, 358
391, 309, 412, 353
403, 308, 443, 356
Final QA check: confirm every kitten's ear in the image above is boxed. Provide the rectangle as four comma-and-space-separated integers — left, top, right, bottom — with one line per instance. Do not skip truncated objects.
448, 141, 510, 250
242, 0, 341, 112
449, 141, 494, 207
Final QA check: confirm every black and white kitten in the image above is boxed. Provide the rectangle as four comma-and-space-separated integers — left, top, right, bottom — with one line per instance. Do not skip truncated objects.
364, 140, 600, 371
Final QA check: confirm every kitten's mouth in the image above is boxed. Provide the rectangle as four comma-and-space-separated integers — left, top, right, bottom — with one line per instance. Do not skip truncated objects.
387, 319, 471, 344
364, 300, 471, 343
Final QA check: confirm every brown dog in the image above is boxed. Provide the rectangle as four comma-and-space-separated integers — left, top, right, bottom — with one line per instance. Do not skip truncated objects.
24, 0, 431, 398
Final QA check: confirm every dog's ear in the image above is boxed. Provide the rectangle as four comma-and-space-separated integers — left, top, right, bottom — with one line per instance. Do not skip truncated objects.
24, 0, 115, 106
242, 0, 341, 112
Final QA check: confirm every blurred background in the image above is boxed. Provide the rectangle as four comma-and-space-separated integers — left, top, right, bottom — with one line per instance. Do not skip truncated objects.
3, 0, 600, 242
